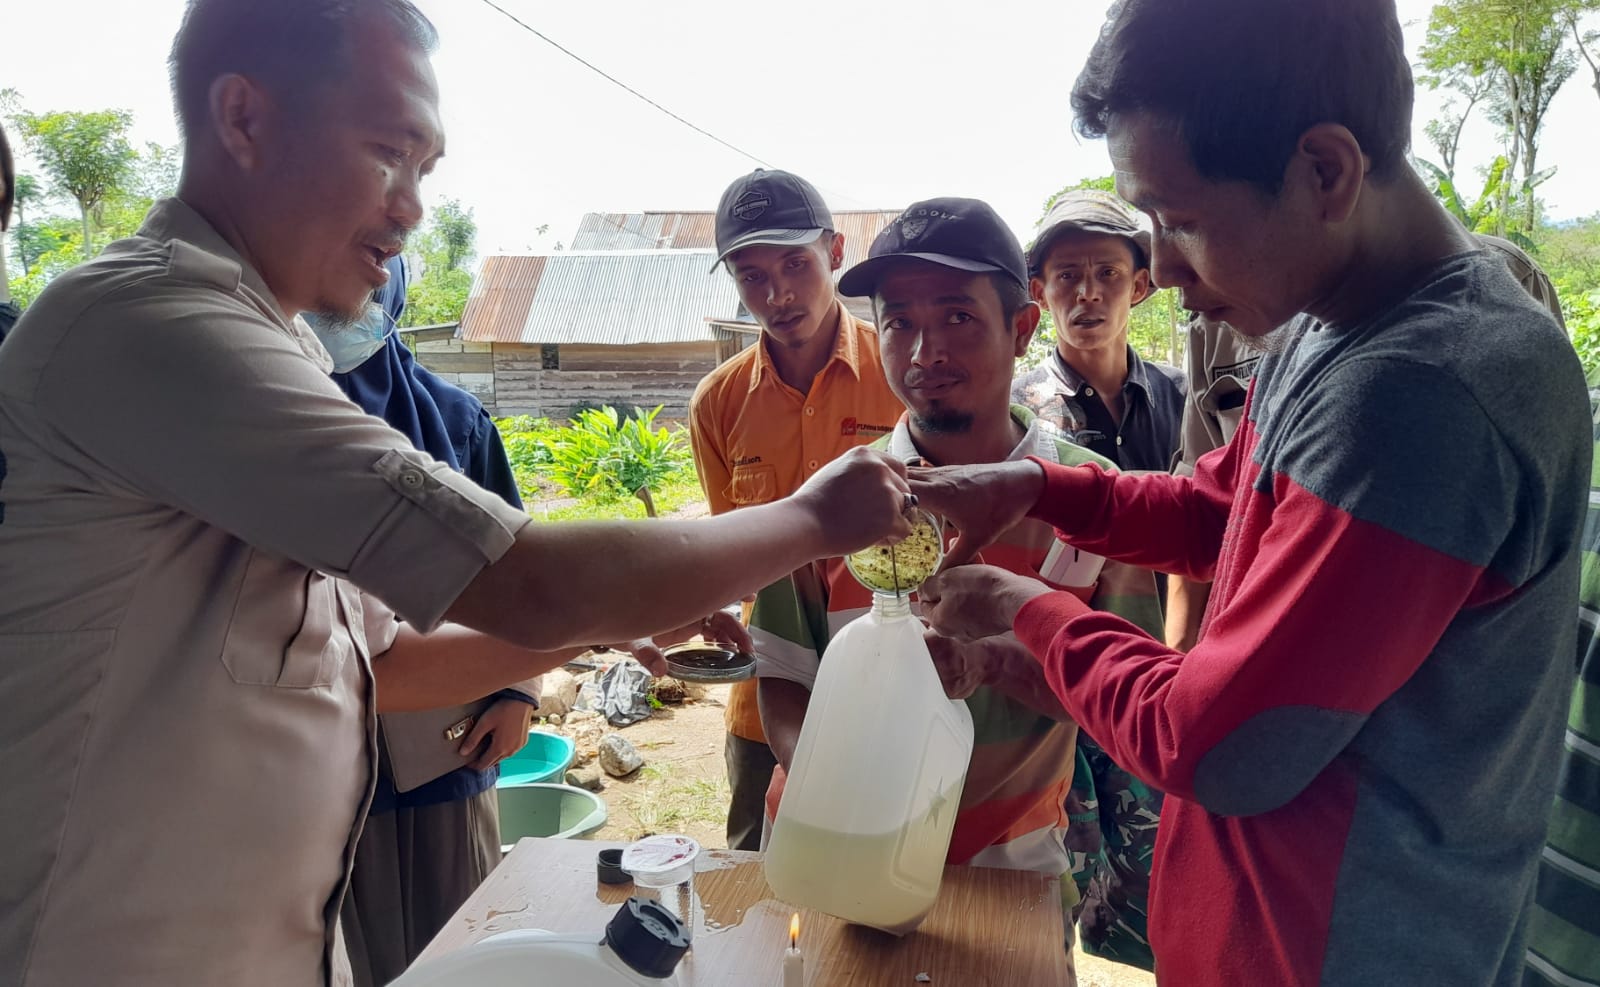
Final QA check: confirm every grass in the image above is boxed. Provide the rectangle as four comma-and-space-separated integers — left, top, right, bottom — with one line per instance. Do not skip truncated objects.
618, 763, 731, 840
526, 474, 705, 523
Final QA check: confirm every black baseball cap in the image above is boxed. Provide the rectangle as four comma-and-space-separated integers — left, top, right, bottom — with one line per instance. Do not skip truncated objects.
838, 197, 1027, 298
712, 169, 834, 272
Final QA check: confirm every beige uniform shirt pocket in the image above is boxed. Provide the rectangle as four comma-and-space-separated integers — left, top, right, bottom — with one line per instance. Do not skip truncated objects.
1199, 373, 1252, 446
727, 464, 779, 506
221, 553, 351, 689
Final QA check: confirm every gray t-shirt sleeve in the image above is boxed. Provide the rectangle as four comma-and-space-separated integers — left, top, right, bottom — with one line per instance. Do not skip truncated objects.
1274, 353, 1517, 569
33, 286, 530, 630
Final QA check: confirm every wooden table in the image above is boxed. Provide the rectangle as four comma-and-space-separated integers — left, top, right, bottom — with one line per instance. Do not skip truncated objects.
416, 837, 1072, 985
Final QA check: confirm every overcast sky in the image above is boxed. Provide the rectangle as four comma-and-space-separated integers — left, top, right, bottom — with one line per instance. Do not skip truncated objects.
9, 0, 1600, 260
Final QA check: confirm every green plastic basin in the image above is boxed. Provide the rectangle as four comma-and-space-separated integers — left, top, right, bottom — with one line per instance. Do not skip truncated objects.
496, 783, 607, 851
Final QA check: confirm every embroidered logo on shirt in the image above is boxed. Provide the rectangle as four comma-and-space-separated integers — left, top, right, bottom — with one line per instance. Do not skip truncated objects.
842, 418, 894, 437
734, 455, 764, 467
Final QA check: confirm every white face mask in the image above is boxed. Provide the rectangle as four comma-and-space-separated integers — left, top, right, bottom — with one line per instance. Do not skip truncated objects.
303, 303, 394, 373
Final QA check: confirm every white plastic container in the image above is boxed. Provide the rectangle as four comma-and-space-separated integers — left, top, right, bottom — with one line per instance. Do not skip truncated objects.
763, 573, 975, 935
390, 898, 691, 987
623, 834, 701, 931
622, 834, 700, 888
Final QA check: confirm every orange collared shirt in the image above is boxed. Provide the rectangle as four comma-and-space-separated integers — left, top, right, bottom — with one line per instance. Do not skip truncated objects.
688, 299, 904, 740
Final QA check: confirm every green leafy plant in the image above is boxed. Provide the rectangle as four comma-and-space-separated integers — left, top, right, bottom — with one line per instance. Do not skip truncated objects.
1558, 276, 1600, 374
494, 415, 566, 505
543, 405, 691, 517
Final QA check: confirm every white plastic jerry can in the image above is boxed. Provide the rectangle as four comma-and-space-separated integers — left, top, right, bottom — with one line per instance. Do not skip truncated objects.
764, 591, 975, 935
389, 897, 691, 986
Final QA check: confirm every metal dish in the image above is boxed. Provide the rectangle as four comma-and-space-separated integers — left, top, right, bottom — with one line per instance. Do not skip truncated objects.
661, 642, 757, 683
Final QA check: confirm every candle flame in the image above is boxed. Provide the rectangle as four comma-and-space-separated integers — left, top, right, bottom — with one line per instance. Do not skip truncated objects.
789, 912, 800, 947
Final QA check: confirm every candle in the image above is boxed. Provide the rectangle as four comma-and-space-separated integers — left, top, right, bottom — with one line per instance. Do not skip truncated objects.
783, 912, 804, 987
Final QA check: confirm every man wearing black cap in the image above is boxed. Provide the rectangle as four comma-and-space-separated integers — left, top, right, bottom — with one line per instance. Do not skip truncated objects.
753, 198, 1164, 980
1011, 189, 1185, 474
688, 169, 903, 851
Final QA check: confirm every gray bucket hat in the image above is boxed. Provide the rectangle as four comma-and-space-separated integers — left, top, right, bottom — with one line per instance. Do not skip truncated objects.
1027, 189, 1152, 278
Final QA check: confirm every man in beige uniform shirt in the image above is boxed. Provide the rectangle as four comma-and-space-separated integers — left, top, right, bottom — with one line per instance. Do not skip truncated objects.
0, 3, 913, 985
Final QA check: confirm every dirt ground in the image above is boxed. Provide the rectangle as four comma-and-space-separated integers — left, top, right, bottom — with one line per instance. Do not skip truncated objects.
538, 682, 1154, 987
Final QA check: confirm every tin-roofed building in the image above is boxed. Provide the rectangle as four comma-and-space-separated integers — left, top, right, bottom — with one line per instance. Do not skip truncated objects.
413, 209, 899, 419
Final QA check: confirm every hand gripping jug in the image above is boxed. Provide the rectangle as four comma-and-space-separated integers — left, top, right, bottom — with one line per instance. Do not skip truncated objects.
763, 513, 974, 935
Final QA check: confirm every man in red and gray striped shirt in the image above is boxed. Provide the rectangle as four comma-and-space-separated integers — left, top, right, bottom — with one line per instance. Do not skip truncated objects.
912, 1, 1589, 984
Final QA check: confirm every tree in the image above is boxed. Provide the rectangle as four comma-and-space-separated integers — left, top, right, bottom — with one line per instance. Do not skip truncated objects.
92, 142, 183, 246
9, 173, 47, 274
402, 266, 472, 327
400, 199, 481, 327
1414, 154, 1520, 238
126, 142, 179, 202
1561, 1, 1600, 104
14, 109, 135, 257
431, 198, 476, 271
1420, 66, 1497, 185
1421, 0, 1578, 236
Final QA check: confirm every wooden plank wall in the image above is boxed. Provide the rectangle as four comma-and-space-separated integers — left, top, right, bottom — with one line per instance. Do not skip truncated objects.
411, 338, 734, 421
490, 341, 720, 420
411, 337, 497, 405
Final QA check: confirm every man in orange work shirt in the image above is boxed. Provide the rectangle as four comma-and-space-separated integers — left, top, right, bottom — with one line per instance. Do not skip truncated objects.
689, 169, 904, 849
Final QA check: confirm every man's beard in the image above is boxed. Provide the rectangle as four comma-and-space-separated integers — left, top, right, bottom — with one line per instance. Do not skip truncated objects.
311, 300, 369, 326
1228, 321, 1292, 355
310, 308, 363, 331
910, 408, 975, 434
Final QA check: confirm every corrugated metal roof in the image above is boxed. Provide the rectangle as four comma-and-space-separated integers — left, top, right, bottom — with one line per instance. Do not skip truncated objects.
462, 209, 902, 345
511, 250, 739, 346
573, 210, 901, 270
459, 255, 548, 343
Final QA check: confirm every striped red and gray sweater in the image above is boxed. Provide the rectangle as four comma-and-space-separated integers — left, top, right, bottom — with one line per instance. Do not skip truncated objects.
1012, 251, 1589, 986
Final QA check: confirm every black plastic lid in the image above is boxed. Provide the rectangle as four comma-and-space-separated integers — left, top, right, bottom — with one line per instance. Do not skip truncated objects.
603, 897, 691, 979
597, 848, 631, 885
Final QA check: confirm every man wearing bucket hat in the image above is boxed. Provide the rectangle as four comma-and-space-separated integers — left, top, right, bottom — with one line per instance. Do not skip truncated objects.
688, 169, 904, 851
752, 198, 1165, 977
1012, 189, 1185, 474
1008, 189, 1176, 972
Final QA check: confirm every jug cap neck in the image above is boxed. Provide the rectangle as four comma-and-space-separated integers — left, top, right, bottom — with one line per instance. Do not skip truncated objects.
871, 592, 914, 618
603, 897, 691, 978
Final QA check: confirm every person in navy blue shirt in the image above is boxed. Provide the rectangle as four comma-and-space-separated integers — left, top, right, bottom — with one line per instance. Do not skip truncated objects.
1011, 189, 1186, 474
318, 255, 539, 987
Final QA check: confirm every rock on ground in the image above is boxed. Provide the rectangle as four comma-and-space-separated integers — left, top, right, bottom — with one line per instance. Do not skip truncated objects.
538, 669, 581, 718
598, 733, 645, 778
565, 764, 605, 791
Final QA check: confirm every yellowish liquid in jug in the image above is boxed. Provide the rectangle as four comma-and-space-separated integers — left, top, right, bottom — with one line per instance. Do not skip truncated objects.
764, 778, 965, 936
